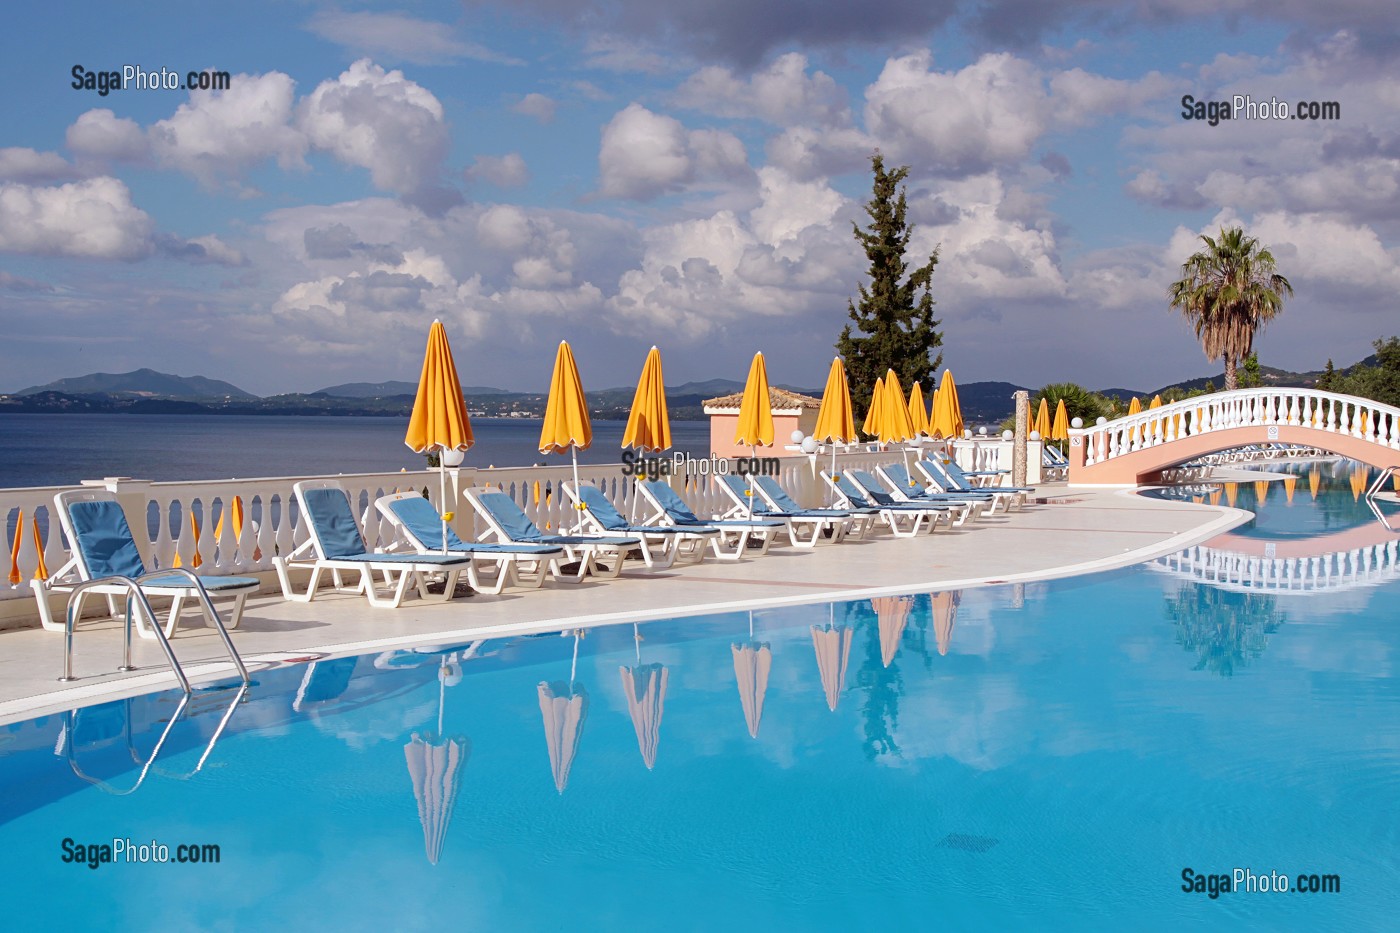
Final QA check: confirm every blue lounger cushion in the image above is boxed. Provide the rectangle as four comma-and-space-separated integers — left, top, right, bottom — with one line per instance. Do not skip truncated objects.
68, 500, 148, 578
575, 485, 718, 536
305, 486, 472, 566
474, 491, 641, 547
643, 481, 783, 528
69, 500, 260, 587
748, 476, 852, 517
385, 495, 561, 555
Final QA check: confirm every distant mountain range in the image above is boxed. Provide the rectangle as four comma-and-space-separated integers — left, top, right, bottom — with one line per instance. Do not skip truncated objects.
4, 353, 1381, 420
15, 368, 256, 399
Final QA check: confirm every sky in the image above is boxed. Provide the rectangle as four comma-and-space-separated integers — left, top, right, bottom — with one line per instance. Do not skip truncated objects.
2, 1, 1398, 396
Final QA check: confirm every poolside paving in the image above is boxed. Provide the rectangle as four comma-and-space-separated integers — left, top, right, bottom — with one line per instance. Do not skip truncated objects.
0, 484, 1249, 722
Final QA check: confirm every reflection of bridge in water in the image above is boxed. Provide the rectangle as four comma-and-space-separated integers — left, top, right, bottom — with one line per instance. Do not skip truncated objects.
1151, 518, 1400, 595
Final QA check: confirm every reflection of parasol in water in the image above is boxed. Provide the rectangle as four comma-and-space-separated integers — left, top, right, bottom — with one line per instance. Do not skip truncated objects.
404, 654, 468, 865
539, 630, 589, 793
872, 596, 913, 668
931, 590, 961, 656
620, 623, 668, 770
810, 620, 853, 711
1283, 475, 1297, 504
732, 611, 772, 739
1350, 466, 1369, 501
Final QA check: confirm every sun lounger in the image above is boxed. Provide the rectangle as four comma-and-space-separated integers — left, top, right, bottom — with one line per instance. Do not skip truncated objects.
375, 491, 565, 592
634, 480, 782, 560
918, 459, 1030, 512
463, 487, 644, 582
873, 463, 987, 525
274, 480, 477, 608
715, 474, 861, 545
34, 488, 260, 639
563, 481, 719, 569
821, 471, 950, 537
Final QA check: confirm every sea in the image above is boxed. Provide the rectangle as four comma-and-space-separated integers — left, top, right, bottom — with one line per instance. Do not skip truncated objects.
0, 414, 715, 489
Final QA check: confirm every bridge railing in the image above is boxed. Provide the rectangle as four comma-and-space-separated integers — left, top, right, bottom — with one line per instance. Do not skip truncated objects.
1076, 388, 1400, 468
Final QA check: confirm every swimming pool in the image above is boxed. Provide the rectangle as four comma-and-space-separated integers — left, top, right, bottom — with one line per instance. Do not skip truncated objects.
3, 468, 1397, 929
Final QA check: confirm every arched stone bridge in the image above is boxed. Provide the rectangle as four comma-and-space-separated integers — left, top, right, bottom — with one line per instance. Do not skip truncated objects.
1068, 388, 1400, 486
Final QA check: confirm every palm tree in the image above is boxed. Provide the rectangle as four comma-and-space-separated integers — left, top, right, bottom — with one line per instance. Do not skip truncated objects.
1167, 227, 1293, 391
1031, 382, 1107, 425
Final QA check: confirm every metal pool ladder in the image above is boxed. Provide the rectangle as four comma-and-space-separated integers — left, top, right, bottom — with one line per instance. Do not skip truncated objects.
58, 571, 251, 694
1365, 465, 1399, 532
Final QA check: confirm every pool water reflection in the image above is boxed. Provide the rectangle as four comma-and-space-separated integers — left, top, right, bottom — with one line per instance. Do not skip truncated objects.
2, 474, 1398, 930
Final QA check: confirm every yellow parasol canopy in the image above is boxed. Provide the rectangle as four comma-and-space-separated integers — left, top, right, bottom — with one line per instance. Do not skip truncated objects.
930, 370, 964, 439
1033, 397, 1051, 437
622, 346, 671, 452
862, 375, 885, 437
8, 510, 24, 586
907, 383, 931, 437
1050, 399, 1070, 441
813, 357, 857, 444
540, 340, 592, 454
1126, 397, 1142, 416
878, 370, 915, 444
734, 352, 775, 448
405, 319, 474, 455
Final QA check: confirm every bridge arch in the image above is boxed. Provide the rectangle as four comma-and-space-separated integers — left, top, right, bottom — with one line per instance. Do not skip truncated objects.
1068, 388, 1400, 486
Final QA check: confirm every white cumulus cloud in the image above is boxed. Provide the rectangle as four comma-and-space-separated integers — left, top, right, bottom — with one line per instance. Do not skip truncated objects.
0, 177, 154, 260
149, 71, 307, 186
65, 109, 149, 162
598, 103, 750, 199
299, 59, 455, 206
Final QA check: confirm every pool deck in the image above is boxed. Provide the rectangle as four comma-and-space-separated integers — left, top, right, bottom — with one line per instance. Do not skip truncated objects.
0, 484, 1250, 723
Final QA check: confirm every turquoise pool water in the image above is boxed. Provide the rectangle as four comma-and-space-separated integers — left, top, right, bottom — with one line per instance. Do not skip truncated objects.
3, 472, 1398, 930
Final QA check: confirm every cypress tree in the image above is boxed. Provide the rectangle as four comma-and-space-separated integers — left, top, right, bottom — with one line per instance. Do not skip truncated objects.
837, 153, 943, 420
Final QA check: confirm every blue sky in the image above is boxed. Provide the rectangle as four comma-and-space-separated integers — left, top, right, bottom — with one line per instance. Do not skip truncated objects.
2, 1, 1398, 395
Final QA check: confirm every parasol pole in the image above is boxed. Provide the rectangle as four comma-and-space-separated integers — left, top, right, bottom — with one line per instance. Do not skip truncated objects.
747, 445, 757, 518
439, 448, 449, 554
570, 446, 583, 532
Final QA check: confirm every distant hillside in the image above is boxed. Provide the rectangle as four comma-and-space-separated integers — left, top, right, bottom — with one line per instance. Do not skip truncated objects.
314, 380, 516, 398
1095, 387, 1147, 401
1149, 354, 1379, 396
16, 368, 255, 399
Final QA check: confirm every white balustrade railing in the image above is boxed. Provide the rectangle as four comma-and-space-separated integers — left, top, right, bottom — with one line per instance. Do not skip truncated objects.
3, 448, 915, 610
1151, 540, 1400, 595
1077, 388, 1400, 468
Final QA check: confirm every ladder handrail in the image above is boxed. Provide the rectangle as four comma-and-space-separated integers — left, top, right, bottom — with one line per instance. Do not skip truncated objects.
59, 576, 190, 694
133, 568, 250, 684
1365, 465, 1399, 532
57, 570, 251, 693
